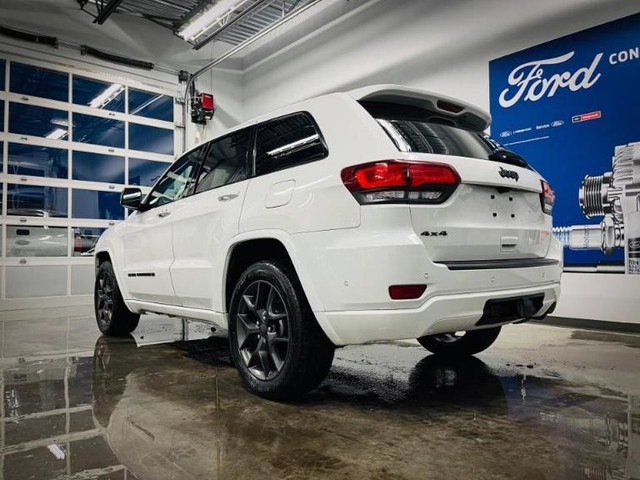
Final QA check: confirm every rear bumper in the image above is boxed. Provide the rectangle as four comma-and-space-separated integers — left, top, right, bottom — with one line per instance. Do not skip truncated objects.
293, 206, 563, 313
315, 282, 560, 346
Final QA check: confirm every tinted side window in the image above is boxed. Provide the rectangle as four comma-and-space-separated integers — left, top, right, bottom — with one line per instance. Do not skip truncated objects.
194, 129, 250, 194
255, 113, 327, 176
145, 147, 204, 209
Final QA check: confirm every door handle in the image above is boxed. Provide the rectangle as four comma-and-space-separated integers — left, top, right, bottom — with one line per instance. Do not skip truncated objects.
158, 210, 171, 218
218, 193, 239, 202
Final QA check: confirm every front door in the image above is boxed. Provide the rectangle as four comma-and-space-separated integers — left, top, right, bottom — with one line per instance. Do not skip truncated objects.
120, 146, 205, 304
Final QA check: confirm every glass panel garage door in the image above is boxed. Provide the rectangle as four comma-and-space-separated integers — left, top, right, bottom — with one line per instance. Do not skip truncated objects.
0, 56, 178, 299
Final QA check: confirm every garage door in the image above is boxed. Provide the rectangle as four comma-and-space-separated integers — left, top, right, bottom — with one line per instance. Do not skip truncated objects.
0, 55, 179, 303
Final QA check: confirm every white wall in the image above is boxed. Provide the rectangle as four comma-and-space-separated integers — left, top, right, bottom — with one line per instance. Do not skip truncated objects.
186, 67, 244, 149
242, 0, 640, 117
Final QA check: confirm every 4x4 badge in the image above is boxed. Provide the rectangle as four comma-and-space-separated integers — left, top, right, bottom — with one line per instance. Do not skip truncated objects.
421, 230, 448, 237
498, 166, 519, 181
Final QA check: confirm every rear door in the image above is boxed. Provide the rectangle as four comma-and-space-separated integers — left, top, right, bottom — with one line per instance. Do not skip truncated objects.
362, 101, 551, 262
170, 127, 253, 310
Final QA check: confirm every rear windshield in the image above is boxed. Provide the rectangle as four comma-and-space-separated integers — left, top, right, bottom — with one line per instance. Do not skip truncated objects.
360, 101, 528, 168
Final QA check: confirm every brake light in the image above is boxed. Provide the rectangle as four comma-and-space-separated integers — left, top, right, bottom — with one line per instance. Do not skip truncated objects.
436, 100, 464, 114
341, 161, 459, 204
352, 162, 406, 190
389, 284, 427, 300
540, 180, 555, 214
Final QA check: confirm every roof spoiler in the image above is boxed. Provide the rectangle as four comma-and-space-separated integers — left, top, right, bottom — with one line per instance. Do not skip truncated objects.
347, 84, 491, 131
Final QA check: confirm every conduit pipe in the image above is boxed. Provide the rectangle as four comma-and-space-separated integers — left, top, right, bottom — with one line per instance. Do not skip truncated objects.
181, 0, 323, 151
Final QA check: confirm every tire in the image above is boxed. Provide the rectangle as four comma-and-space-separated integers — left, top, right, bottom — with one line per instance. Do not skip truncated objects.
417, 326, 501, 357
94, 261, 140, 336
228, 260, 335, 400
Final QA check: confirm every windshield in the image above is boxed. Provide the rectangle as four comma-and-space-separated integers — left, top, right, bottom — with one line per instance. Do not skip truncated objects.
360, 101, 528, 168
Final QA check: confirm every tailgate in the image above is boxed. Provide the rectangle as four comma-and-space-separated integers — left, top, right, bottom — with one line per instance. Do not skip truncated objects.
404, 154, 552, 262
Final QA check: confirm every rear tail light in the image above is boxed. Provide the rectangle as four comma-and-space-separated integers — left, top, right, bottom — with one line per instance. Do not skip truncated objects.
540, 179, 555, 214
389, 284, 427, 300
341, 161, 460, 205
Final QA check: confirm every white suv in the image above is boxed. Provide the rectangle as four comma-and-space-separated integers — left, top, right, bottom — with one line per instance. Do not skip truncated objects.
94, 85, 562, 399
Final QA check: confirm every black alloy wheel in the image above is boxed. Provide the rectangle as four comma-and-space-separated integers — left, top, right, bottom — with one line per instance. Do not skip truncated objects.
228, 260, 335, 400
93, 261, 140, 336
96, 270, 115, 330
236, 280, 290, 381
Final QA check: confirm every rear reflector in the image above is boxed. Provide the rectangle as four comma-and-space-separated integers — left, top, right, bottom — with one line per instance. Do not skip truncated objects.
389, 284, 427, 300
341, 161, 459, 205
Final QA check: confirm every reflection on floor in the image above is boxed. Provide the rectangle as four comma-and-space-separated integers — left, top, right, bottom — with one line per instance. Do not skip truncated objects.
0, 305, 639, 480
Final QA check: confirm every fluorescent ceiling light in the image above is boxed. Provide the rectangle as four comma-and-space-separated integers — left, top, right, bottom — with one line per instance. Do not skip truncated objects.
89, 83, 124, 109
47, 444, 66, 460
179, 0, 252, 41
46, 128, 68, 140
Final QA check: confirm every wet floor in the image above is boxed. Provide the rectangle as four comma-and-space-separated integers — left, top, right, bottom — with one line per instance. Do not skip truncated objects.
1, 306, 639, 480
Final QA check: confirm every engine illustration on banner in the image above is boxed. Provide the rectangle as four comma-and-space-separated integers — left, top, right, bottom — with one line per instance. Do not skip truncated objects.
555, 142, 640, 275
489, 12, 640, 273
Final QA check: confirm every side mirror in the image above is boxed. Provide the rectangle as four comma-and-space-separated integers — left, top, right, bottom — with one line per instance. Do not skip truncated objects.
121, 187, 143, 211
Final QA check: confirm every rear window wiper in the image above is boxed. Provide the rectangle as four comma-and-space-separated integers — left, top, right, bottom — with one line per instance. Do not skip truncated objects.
488, 148, 528, 168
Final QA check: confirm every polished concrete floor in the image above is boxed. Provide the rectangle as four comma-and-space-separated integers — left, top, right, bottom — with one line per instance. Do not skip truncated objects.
0, 306, 639, 480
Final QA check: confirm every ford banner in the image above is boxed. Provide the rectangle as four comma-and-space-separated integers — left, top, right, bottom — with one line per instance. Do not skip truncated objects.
489, 13, 640, 274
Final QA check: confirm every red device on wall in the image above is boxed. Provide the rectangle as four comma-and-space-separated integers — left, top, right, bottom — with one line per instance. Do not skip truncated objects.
191, 92, 215, 124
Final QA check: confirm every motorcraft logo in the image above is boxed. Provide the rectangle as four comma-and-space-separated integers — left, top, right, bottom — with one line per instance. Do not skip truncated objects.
572, 111, 602, 123
498, 166, 519, 181
499, 51, 603, 108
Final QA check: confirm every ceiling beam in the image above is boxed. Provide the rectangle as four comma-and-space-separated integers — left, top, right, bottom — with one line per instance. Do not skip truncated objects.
94, 0, 125, 24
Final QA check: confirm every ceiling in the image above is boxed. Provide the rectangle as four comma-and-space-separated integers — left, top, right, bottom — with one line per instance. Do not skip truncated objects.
0, 0, 352, 74
78, 0, 313, 49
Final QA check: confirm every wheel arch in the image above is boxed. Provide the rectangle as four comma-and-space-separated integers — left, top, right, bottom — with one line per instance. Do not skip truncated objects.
223, 232, 324, 316
95, 250, 111, 273
94, 248, 136, 312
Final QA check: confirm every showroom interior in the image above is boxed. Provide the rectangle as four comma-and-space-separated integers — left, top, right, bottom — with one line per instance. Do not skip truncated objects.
0, 0, 639, 478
